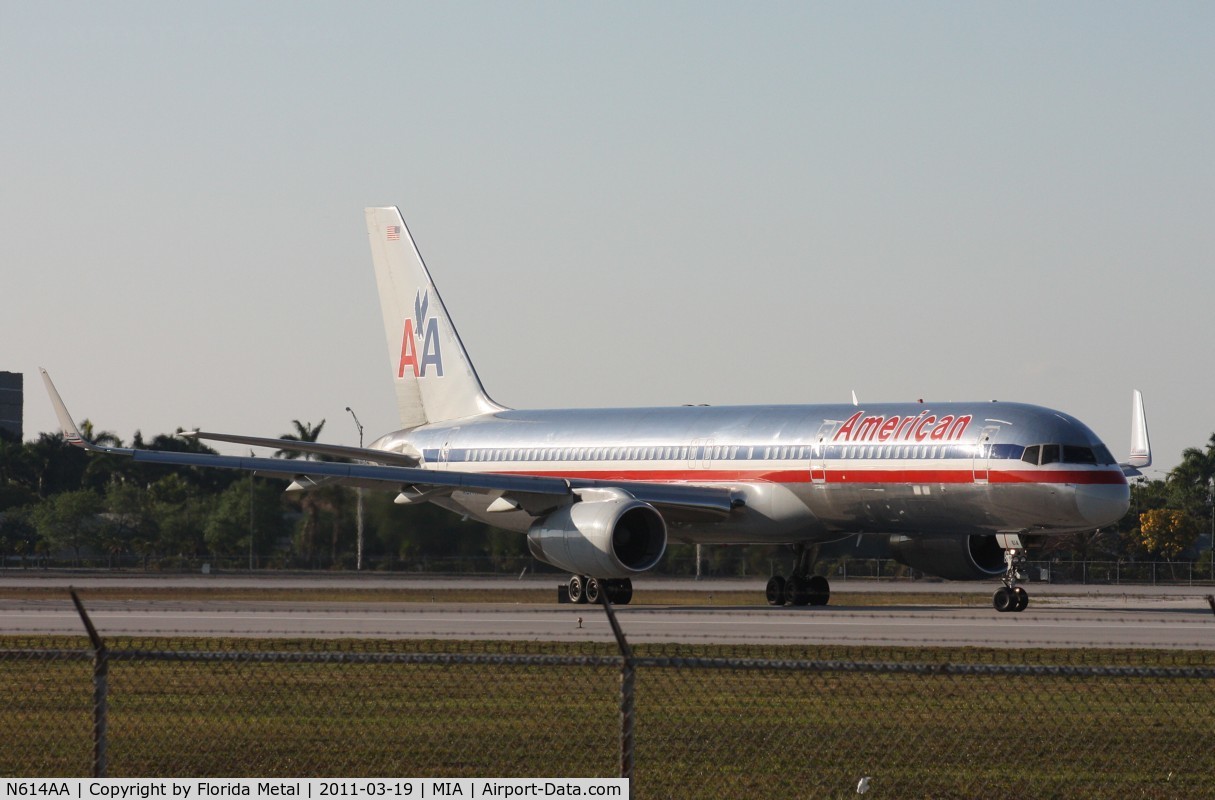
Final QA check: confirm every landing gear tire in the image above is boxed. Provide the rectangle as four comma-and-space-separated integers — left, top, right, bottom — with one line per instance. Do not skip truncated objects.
1012, 586, 1029, 612
808, 575, 831, 607
585, 577, 602, 605
768, 543, 831, 608
765, 576, 787, 606
786, 575, 811, 606
567, 575, 588, 605
605, 579, 633, 605
992, 586, 1014, 612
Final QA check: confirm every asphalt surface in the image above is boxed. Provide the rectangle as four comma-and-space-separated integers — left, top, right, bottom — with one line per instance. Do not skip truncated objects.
3, 572, 1214, 649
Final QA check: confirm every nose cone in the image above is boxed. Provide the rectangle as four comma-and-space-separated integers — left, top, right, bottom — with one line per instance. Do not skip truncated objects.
1076, 483, 1130, 527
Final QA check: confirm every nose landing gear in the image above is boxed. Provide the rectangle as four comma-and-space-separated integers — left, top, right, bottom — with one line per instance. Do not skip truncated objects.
993, 533, 1029, 613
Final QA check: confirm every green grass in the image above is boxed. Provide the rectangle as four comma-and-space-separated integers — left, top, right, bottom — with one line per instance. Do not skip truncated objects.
2, 636, 1214, 796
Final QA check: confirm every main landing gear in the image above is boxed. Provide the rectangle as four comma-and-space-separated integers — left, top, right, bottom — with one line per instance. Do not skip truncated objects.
566, 575, 634, 605
765, 544, 831, 607
992, 533, 1029, 613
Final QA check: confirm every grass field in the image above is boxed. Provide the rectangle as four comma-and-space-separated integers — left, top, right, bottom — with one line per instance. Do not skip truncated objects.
2, 635, 1213, 797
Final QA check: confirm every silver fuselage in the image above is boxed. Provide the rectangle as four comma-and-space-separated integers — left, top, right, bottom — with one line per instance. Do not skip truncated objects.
371, 401, 1129, 544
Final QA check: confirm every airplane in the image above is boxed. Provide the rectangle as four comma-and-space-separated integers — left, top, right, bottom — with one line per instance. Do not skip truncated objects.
41, 206, 1152, 613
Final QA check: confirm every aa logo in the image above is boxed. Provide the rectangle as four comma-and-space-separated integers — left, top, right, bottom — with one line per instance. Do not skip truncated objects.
398, 290, 444, 378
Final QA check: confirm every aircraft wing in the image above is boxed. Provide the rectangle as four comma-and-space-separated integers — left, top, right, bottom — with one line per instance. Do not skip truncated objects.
40, 370, 742, 521
181, 430, 420, 466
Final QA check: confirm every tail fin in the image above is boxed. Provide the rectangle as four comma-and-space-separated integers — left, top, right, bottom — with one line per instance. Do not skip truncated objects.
365, 206, 504, 428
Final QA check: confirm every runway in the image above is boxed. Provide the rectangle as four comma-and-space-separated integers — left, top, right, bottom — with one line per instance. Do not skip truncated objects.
3, 582, 1214, 649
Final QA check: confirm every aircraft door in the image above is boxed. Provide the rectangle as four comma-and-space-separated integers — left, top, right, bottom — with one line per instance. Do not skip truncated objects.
810, 421, 841, 484
438, 427, 460, 472
972, 425, 1000, 484
688, 438, 715, 470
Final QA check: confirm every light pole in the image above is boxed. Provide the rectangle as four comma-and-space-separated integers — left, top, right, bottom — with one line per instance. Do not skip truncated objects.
346, 406, 365, 571
249, 459, 254, 571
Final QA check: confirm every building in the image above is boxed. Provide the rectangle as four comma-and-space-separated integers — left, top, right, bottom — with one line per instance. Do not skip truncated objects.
0, 372, 22, 441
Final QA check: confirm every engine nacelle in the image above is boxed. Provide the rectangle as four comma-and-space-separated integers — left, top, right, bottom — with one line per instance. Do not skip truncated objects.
887, 534, 1005, 581
527, 492, 667, 579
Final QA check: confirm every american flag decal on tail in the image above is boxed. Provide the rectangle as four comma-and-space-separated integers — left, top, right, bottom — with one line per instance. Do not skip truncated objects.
387, 225, 401, 240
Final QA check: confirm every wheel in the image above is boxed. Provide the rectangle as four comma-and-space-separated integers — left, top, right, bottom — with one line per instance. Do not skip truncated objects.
1012, 586, 1029, 612
992, 586, 1014, 612
765, 575, 787, 606
585, 577, 602, 604
568, 575, 588, 604
808, 575, 831, 607
609, 579, 633, 605
786, 575, 811, 606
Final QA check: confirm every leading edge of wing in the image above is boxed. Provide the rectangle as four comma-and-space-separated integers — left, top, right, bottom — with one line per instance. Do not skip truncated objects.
182, 430, 419, 467
40, 369, 742, 518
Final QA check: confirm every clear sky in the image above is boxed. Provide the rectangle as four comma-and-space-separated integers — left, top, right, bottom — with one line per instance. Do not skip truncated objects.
2, 2, 1211, 478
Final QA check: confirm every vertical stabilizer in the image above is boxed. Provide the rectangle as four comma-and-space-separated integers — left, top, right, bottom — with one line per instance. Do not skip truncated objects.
365, 207, 504, 427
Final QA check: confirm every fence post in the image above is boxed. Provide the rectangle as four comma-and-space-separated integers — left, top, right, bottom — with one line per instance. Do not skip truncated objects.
70, 589, 107, 778
598, 591, 635, 782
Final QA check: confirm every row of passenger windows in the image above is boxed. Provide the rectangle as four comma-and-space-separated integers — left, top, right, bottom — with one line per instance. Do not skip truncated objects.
429, 441, 1104, 464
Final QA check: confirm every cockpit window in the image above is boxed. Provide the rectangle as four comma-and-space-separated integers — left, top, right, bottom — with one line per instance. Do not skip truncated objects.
1063, 445, 1098, 465
1022, 442, 1110, 466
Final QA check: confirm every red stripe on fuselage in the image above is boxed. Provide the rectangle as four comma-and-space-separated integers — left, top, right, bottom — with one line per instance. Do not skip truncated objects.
482, 467, 1127, 486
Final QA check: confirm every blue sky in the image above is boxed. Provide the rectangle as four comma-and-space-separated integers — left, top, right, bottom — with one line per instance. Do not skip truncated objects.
2, 2, 1211, 477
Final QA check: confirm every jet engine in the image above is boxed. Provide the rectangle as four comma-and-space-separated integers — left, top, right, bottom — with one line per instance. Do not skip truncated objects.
886, 534, 1005, 580
527, 491, 667, 579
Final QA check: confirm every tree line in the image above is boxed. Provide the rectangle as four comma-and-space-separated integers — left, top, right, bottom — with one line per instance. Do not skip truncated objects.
0, 420, 527, 571
1, 421, 1213, 573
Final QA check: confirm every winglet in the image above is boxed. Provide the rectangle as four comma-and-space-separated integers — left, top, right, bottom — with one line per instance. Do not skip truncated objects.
1123, 389, 1152, 474
40, 370, 135, 456
39, 368, 89, 448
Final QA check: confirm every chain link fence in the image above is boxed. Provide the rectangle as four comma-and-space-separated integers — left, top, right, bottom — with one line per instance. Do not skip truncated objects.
3, 600, 1215, 797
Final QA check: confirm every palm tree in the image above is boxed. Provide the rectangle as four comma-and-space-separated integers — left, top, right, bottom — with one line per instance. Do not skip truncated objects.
275, 419, 325, 460
1170, 434, 1215, 561
78, 420, 126, 490
1169, 434, 1215, 519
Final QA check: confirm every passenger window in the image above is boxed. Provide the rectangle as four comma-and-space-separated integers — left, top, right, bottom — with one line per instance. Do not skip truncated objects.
1021, 445, 1040, 466
1040, 444, 1061, 465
